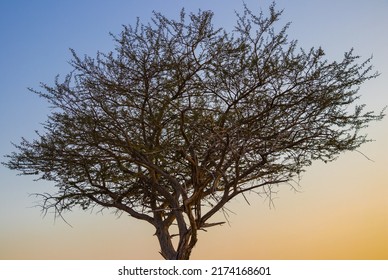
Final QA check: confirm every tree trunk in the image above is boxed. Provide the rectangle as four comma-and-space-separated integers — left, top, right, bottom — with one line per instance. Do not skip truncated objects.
156, 227, 197, 260
176, 243, 194, 260
156, 227, 177, 260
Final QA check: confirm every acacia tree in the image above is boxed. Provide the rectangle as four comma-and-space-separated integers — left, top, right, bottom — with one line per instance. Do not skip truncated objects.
4, 4, 385, 259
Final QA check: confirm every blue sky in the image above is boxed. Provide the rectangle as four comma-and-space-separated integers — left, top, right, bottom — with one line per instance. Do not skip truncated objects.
1, 0, 387, 259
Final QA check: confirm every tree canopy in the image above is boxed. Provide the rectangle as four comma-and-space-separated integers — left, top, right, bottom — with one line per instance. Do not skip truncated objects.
3, 3, 385, 259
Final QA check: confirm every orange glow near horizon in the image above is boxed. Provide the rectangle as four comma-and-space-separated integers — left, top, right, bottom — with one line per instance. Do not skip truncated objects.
2, 154, 387, 260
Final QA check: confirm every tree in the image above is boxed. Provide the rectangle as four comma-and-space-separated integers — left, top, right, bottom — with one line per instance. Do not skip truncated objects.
3, 3, 385, 259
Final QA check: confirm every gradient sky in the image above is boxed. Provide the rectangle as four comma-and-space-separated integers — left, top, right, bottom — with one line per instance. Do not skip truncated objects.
1, 0, 387, 260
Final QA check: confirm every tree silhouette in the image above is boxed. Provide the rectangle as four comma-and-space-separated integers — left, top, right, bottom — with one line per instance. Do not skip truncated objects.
3, 4, 385, 259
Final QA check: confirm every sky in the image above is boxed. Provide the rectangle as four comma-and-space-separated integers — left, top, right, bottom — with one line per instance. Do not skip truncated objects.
0, 0, 387, 260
